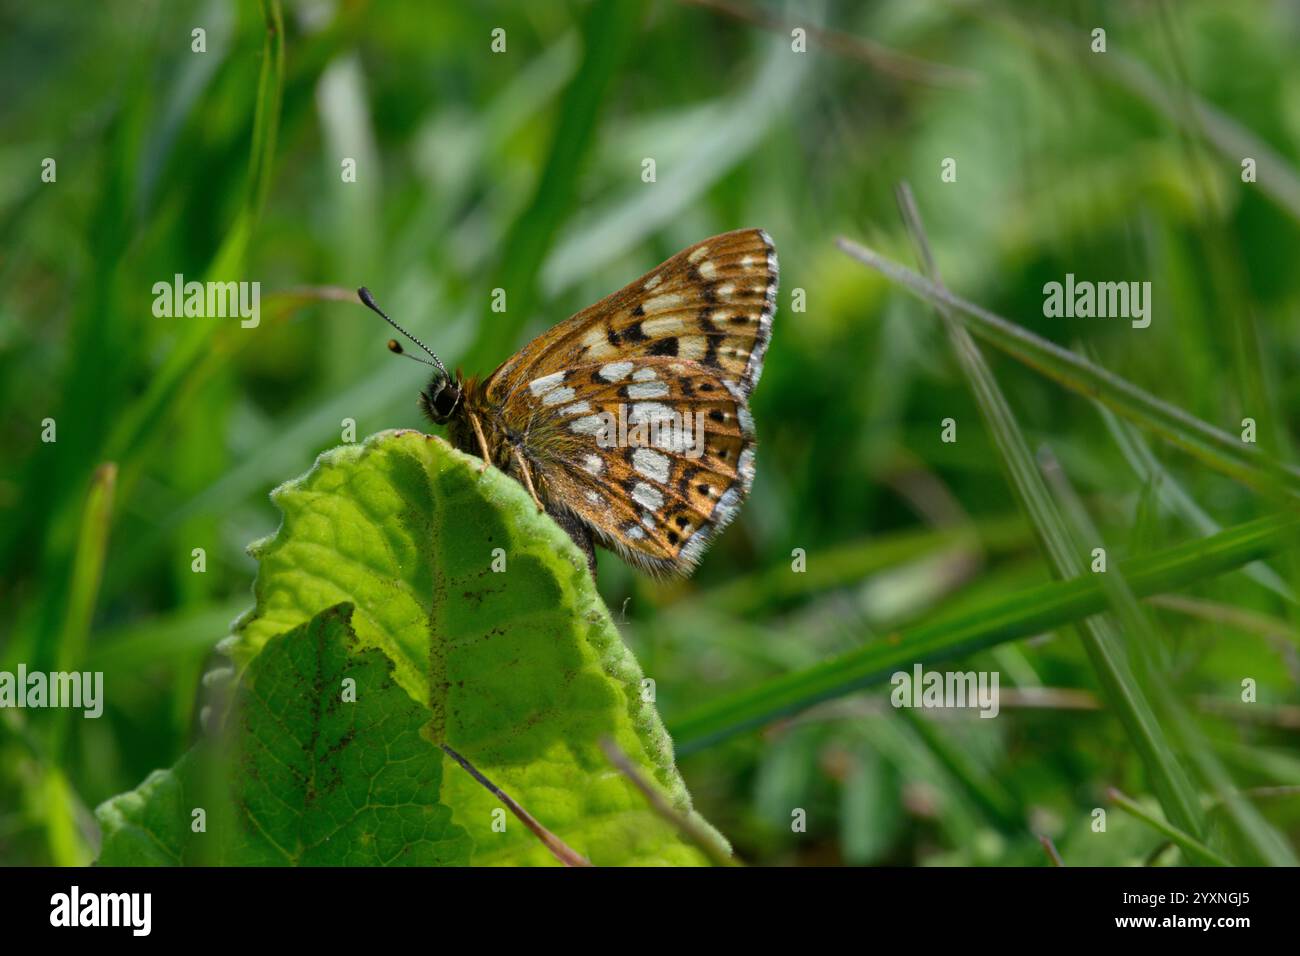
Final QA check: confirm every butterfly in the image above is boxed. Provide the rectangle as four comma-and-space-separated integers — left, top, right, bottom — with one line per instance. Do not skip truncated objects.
359, 228, 777, 578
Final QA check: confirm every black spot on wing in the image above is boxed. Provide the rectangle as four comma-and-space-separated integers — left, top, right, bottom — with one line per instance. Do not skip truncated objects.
678, 465, 699, 495
703, 333, 721, 368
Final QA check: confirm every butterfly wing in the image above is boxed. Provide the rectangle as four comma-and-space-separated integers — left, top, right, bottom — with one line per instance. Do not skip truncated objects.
507, 357, 757, 576
480, 228, 776, 575
483, 228, 778, 405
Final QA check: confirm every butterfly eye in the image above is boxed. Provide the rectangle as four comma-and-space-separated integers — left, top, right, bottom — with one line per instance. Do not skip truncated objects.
421, 378, 461, 423
433, 384, 460, 418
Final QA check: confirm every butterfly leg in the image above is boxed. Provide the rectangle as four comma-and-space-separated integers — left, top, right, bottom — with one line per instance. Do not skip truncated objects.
511, 447, 546, 513
468, 410, 492, 474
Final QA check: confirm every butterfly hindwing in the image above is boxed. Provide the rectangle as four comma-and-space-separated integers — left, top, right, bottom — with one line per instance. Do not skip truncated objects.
501, 357, 757, 576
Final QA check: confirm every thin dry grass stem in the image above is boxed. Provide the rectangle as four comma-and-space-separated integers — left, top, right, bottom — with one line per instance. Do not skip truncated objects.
599, 738, 740, 867
439, 743, 593, 867
1037, 834, 1065, 866
681, 0, 979, 88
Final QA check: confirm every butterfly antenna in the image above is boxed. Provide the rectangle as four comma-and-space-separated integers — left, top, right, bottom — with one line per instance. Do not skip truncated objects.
385, 339, 442, 369
357, 287, 449, 377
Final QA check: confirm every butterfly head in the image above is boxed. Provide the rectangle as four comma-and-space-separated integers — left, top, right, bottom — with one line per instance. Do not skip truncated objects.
357, 286, 461, 421
417, 371, 462, 424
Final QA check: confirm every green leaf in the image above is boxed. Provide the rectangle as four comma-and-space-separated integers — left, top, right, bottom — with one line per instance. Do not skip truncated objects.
96, 604, 472, 865
97, 431, 726, 865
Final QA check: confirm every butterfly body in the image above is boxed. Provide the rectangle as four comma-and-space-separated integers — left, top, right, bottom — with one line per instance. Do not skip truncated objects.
373, 228, 777, 578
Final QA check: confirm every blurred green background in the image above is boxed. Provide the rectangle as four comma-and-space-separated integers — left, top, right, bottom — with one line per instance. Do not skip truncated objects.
2, 0, 1299, 866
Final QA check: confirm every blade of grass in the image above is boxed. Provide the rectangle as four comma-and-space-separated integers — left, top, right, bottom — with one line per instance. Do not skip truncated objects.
1038, 448, 1295, 865
894, 183, 1208, 848
1002, 6, 1300, 223
44, 462, 115, 866
895, 708, 1022, 830
474, 0, 645, 367
542, 31, 807, 294
85, 600, 248, 672
104, 299, 463, 593
703, 511, 1030, 614
669, 512, 1297, 750
102, 0, 285, 468
833, 237, 1300, 502
1096, 398, 1294, 603
1107, 788, 1231, 867
52, 463, 116, 678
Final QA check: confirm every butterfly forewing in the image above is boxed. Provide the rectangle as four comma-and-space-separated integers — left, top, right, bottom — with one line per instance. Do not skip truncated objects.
485, 228, 777, 405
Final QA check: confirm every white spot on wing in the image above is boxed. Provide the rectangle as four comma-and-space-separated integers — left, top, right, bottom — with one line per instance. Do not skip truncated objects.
633, 482, 664, 511
598, 361, 634, 382
643, 293, 684, 312
581, 327, 614, 358
582, 454, 604, 475
627, 382, 669, 399
632, 448, 670, 482
641, 316, 684, 337
628, 402, 673, 424
542, 386, 575, 405
528, 371, 566, 396
678, 336, 706, 361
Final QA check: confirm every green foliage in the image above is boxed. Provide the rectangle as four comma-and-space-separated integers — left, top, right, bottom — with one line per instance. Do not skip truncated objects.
4, 0, 1300, 867
97, 604, 472, 865
97, 432, 724, 866
670, 514, 1297, 750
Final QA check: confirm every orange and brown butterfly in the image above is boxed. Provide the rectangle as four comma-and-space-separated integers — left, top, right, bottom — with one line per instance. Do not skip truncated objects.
359, 227, 777, 578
